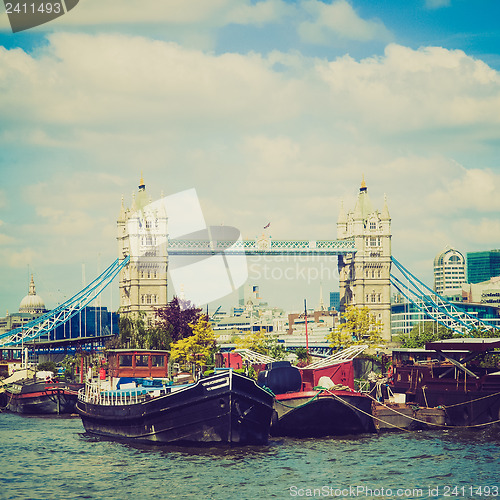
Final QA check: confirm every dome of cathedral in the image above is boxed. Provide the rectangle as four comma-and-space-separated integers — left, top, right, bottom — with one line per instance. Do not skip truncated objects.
19, 275, 46, 314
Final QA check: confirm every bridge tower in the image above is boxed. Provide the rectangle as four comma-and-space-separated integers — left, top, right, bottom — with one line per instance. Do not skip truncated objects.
117, 175, 168, 319
337, 179, 392, 340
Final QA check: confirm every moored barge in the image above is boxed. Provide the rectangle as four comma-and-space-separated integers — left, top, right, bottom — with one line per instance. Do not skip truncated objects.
76, 350, 274, 445
389, 338, 500, 428
257, 346, 376, 437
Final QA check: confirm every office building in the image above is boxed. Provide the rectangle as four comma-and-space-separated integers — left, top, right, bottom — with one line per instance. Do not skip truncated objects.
433, 247, 466, 295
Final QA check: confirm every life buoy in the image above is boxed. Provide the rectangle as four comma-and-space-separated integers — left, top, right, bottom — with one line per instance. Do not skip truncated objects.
387, 364, 395, 384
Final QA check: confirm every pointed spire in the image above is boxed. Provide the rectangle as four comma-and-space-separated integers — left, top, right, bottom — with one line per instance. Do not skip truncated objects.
139, 171, 145, 191
360, 174, 367, 192
381, 193, 390, 220
28, 274, 36, 296
319, 282, 325, 311
337, 199, 346, 224
354, 175, 374, 219
118, 194, 126, 220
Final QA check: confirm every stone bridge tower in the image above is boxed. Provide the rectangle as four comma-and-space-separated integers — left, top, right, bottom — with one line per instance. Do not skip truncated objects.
117, 175, 168, 319
337, 179, 392, 341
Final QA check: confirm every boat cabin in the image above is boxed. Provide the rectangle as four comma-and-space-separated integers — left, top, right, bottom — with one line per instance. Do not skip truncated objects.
107, 349, 169, 379
390, 338, 500, 393
0, 347, 26, 377
391, 348, 464, 367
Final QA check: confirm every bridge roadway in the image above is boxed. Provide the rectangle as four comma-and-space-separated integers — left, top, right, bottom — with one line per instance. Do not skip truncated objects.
219, 340, 334, 356
166, 238, 356, 256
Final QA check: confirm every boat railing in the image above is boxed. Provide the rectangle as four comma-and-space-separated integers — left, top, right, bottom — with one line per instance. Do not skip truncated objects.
78, 380, 151, 406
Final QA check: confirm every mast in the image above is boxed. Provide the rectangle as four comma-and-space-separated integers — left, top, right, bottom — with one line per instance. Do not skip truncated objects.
304, 299, 309, 354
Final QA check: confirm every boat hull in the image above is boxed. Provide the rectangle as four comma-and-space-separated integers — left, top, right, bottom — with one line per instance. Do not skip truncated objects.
371, 402, 446, 432
410, 387, 500, 427
271, 390, 376, 437
5, 381, 81, 414
76, 371, 274, 445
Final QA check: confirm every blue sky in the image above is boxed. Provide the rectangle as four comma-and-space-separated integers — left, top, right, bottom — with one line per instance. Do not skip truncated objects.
1, 0, 500, 314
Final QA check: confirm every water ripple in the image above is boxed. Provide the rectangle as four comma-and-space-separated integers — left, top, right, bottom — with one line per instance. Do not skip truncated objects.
0, 413, 499, 499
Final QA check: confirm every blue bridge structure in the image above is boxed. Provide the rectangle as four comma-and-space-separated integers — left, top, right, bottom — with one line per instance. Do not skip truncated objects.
0, 239, 497, 349
0, 257, 129, 348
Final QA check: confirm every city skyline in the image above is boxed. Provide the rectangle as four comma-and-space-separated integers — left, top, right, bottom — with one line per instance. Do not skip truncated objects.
1, 0, 500, 314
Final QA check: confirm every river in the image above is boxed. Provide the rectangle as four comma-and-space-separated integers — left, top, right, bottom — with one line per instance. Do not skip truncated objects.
0, 412, 498, 500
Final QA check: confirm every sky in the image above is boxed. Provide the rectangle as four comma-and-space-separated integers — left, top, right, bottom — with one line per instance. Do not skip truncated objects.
1, 0, 500, 315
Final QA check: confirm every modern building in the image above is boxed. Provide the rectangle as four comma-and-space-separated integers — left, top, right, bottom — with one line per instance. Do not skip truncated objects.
433, 247, 466, 295
329, 292, 340, 311
391, 299, 500, 337
117, 175, 168, 319
461, 276, 500, 307
467, 250, 500, 284
51, 306, 119, 342
337, 178, 392, 340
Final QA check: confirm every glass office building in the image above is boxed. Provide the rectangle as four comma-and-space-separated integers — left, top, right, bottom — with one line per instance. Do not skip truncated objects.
467, 250, 500, 284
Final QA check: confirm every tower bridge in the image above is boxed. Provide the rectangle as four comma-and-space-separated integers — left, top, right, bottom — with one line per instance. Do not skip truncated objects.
1, 177, 495, 348
166, 237, 356, 256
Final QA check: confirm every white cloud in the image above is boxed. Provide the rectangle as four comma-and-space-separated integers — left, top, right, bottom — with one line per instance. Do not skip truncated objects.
1, 32, 500, 307
298, 0, 392, 44
0, 33, 303, 132
45, 0, 289, 28
315, 44, 500, 135
427, 168, 500, 213
2, 247, 38, 268
1, 35, 498, 151
457, 219, 500, 246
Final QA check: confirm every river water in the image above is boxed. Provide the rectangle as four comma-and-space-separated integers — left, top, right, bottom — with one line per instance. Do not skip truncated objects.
0, 412, 498, 500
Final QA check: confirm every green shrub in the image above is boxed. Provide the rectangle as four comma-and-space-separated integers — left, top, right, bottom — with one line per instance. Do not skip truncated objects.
37, 361, 57, 374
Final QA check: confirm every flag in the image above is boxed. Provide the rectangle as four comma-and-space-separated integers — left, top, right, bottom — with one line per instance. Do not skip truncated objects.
264, 222, 270, 229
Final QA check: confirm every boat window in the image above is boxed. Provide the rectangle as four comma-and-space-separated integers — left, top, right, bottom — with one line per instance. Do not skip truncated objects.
151, 355, 165, 367
136, 355, 149, 367
119, 355, 133, 367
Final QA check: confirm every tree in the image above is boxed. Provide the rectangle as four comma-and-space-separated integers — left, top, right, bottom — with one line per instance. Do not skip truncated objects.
327, 305, 383, 348
60, 354, 78, 381
295, 347, 311, 367
146, 323, 173, 350
468, 327, 500, 339
170, 317, 217, 367
398, 322, 455, 348
107, 312, 173, 350
107, 313, 148, 349
107, 296, 201, 350
265, 335, 286, 360
234, 330, 286, 359
37, 361, 57, 374
154, 297, 203, 342
234, 330, 268, 354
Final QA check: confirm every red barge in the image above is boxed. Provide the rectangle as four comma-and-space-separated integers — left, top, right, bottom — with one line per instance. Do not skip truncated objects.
2, 370, 82, 415
255, 346, 376, 437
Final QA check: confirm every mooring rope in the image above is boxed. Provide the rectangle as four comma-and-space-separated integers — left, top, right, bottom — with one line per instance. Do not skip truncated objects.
440, 390, 500, 409
324, 389, 412, 433
364, 392, 500, 429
